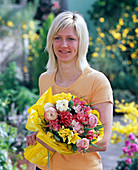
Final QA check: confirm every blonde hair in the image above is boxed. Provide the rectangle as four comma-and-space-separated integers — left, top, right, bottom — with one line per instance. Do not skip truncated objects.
46, 11, 89, 73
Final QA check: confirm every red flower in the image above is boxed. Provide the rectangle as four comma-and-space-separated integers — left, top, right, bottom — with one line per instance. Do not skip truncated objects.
59, 111, 73, 127
49, 119, 61, 131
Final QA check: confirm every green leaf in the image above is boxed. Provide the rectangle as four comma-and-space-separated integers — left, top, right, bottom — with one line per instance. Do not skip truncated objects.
90, 143, 102, 149
94, 125, 103, 131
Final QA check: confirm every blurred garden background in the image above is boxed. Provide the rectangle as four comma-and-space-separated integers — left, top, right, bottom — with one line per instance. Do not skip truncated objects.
0, 0, 137, 169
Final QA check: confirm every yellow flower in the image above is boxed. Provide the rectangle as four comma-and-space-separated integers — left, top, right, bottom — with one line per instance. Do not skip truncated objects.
95, 47, 99, 51
129, 42, 135, 48
126, 5, 130, 10
68, 133, 81, 144
30, 21, 34, 28
110, 74, 115, 81
119, 18, 124, 26
124, 13, 129, 18
58, 126, 71, 142
121, 40, 126, 44
29, 45, 32, 49
101, 54, 105, 58
131, 53, 136, 59
106, 45, 111, 50
99, 17, 105, 23
127, 60, 131, 65
99, 32, 105, 38
53, 92, 72, 105
28, 57, 33, 61
22, 23, 27, 29
111, 54, 115, 59
35, 53, 39, 57
132, 14, 137, 19
116, 24, 121, 30
23, 66, 28, 73
135, 7, 138, 11
22, 34, 28, 39
92, 52, 98, 57
119, 44, 126, 51
96, 27, 101, 32
7, 21, 14, 27
135, 28, 138, 34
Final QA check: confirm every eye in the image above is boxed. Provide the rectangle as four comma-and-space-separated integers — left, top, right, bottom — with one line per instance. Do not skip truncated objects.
68, 38, 74, 41
54, 36, 60, 40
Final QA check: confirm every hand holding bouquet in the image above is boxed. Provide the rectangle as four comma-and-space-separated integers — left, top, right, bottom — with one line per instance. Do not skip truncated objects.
24, 87, 104, 166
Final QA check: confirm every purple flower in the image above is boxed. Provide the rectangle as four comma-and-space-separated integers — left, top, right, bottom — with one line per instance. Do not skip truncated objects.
122, 146, 128, 153
128, 133, 135, 140
125, 140, 131, 147
127, 151, 133, 157
126, 158, 132, 165
130, 143, 138, 152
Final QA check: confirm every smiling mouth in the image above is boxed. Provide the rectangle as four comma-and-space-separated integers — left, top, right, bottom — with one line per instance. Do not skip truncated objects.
59, 50, 70, 53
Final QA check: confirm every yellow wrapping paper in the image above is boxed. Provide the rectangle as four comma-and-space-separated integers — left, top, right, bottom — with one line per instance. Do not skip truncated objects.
24, 87, 104, 166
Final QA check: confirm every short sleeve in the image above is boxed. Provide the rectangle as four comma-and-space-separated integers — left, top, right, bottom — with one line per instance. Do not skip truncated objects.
90, 72, 113, 105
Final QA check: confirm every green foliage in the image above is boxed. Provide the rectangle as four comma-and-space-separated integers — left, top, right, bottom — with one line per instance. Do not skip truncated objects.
0, 1, 39, 27
15, 86, 38, 113
0, 62, 19, 91
28, 13, 54, 89
113, 89, 136, 103
88, 0, 136, 30
0, 122, 18, 169
87, 4, 138, 102
116, 159, 138, 170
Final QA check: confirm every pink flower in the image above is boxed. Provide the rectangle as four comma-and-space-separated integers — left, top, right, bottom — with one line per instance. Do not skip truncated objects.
130, 143, 138, 152
44, 107, 58, 121
127, 151, 133, 157
53, 1, 60, 9
122, 146, 128, 153
76, 138, 89, 151
128, 133, 135, 140
125, 140, 131, 147
72, 105, 84, 114
72, 120, 81, 132
125, 158, 132, 165
88, 114, 98, 128
86, 130, 95, 141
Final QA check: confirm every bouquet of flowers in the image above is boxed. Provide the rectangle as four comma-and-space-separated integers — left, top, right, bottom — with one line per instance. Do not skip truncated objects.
24, 87, 104, 166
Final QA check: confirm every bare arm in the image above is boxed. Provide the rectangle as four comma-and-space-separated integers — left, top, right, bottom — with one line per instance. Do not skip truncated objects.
88, 102, 113, 152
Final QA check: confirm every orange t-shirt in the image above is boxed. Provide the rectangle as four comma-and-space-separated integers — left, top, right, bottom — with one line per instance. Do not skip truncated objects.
38, 66, 113, 170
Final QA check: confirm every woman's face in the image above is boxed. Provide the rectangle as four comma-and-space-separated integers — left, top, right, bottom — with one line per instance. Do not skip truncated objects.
53, 26, 79, 64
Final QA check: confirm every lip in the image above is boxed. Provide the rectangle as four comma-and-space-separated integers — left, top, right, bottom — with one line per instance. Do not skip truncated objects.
59, 50, 70, 54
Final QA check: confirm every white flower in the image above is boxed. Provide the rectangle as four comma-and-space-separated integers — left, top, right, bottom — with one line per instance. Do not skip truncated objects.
44, 103, 54, 110
56, 99, 69, 111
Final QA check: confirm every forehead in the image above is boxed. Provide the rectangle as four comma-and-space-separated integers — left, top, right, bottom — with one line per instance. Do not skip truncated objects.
56, 26, 78, 36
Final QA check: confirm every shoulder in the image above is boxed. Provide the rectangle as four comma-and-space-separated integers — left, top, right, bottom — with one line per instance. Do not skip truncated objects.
84, 67, 110, 86
39, 71, 54, 95
39, 71, 53, 82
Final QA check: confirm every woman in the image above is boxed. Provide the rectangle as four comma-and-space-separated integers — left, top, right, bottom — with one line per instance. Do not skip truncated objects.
26, 11, 113, 170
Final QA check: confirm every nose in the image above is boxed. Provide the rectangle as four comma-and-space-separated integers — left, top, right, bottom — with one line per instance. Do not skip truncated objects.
61, 39, 68, 47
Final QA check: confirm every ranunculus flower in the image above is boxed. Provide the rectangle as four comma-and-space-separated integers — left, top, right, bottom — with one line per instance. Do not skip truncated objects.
88, 114, 98, 128
56, 99, 69, 111
44, 107, 58, 121
72, 105, 84, 114
76, 138, 89, 151
44, 103, 54, 110
126, 158, 132, 165
72, 120, 81, 132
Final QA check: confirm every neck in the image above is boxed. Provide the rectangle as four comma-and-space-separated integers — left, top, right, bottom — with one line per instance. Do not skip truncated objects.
55, 61, 82, 87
